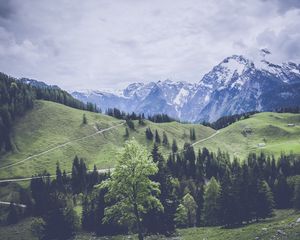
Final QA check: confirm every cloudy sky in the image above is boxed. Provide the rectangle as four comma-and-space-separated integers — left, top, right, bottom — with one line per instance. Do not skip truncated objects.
0, 0, 299, 90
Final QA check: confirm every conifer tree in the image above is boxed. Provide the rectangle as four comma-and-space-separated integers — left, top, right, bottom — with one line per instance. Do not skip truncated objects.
82, 114, 87, 124
145, 127, 153, 140
6, 203, 19, 225
293, 179, 300, 210
155, 130, 161, 144
124, 127, 129, 138
190, 128, 196, 141
256, 180, 274, 220
274, 174, 292, 209
172, 139, 178, 153
162, 132, 169, 147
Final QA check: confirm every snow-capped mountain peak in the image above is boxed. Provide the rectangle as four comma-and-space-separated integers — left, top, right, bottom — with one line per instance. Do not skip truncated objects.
72, 54, 300, 122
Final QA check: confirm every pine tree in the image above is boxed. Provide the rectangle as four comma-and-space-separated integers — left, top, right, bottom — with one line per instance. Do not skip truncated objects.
183, 143, 196, 178
190, 128, 196, 141
145, 127, 153, 141
124, 127, 129, 138
162, 132, 169, 147
256, 180, 274, 220
126, 119, 135, 130
240, 163, 252, 223
155, 130, 161, 144
195, 185, 204, 227
6, 203, 19, 225
274, 174, 292, 209
293, 179, 300, 210
82, 114, 87, 124
172, 139, 178, 153
143, 144, 177, 235
56, 161, 64, 192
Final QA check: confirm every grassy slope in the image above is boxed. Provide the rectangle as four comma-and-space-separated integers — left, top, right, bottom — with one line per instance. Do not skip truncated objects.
0, 102, 299, 180
1, 210, 298, 240
198, 112, 300, 159
0, 100, 215, 179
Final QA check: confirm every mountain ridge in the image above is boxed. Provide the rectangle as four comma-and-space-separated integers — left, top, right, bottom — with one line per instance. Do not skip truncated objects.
72, 53, 300, 122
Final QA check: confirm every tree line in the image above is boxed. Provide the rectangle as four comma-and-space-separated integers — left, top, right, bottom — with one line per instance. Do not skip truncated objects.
202, 111, 258, 130
3, 141, 299, 239
0, 73, 100, 153
105, 107, 176, 123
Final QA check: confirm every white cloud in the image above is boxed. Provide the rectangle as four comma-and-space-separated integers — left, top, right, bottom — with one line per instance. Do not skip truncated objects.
0, 0, 299, 90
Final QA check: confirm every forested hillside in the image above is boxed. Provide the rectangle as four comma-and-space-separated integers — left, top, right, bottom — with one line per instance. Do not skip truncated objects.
0, 73, 98, 154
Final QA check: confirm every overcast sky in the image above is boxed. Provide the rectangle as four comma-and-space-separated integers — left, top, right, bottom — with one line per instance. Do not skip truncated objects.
0, 0, 299, 90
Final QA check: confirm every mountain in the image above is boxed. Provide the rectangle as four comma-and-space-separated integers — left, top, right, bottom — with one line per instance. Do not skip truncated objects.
72, 54, 300, 122
19, 78, 60, 89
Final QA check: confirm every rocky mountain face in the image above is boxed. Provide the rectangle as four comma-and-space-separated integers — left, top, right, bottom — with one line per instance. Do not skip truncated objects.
72, 55, 300, 122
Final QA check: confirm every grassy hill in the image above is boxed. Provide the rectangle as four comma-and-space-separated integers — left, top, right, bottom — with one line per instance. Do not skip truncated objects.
0, 210, 299, 240
0, 100, 214, 179
1, 101, 300, 180
197, 112, 300, 159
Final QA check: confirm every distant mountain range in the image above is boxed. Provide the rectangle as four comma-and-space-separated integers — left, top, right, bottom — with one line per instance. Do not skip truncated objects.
72, 53, 300, 122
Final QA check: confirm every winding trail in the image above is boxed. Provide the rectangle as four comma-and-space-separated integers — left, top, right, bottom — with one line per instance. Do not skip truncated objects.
0, 127, 220, 183
0, 201, 26, 208
0, 168, 112, 183
163, 130, 221, 158
191, 130, 220, 147
0, 122, 125, 170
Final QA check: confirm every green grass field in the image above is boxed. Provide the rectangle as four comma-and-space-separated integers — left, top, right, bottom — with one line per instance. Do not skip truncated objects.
1, 101, 300, 180
1, 210, 298, 240
0, 100, 214, 179
197, 112, 300, 159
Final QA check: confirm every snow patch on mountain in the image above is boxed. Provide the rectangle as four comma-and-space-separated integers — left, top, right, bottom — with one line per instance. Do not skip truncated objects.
174, 88, 189, 106
72, 54, 300, 122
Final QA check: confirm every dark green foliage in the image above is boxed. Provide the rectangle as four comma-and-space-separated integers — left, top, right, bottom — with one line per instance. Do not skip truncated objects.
0, 72, 100, 154
162, 132, 169, 147
0, 73, 35, 152
172, 139, 178, 153
293, 178, 300, 210
82, 114, 87, 124
138, 118, 145, 125
155, 130, 161, 144
256, 180, 274, 219
143, 144, 178, 235
145, 127, 153, 140
6, 203, 19, 225
105, 108, 144, 121
71, 156, 87, 194
189, 128, 196, 141
202, 111, 258, 130
274, 174, 293, 209
147, 113, 176, 123
126, 119, 135, 130
42, 193, 79, 240
27, 146, 300, 236
124, 127, 129, 138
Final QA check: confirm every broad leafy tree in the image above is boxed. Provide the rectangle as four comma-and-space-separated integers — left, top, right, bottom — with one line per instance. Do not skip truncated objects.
101, 140, 163, 240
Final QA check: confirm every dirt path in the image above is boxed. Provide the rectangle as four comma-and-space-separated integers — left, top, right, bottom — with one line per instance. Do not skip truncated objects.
0, 122, 125, 170
162, 130, 220, 158
191, 130, 220, 147
0, 127, 220, 183
0, 201, 26, 208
